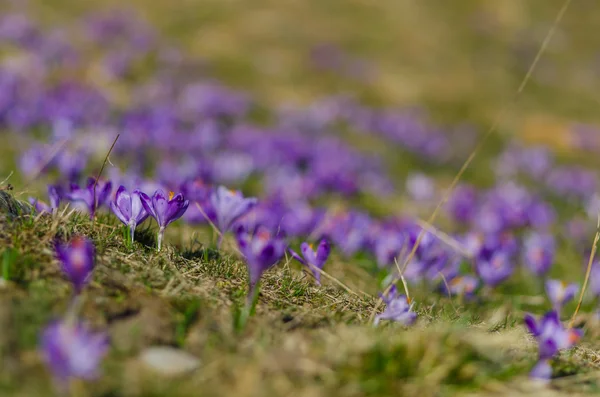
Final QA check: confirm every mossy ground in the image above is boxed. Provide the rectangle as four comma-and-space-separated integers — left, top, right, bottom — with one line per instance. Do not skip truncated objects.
3, 0, 600, 396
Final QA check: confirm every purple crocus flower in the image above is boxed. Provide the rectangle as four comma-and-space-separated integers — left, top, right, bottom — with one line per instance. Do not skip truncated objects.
524, 311, 582, 380
374, 285, 416, 326
446, 184, 478, 224
210, 186, 257, 247
373, 230, 405, 269
328, 211, 371, 257
29, 184, 61, 214
236, 225, 286, 301
54, 236, 95, 294
476, 251, 513, 287
527, 199, 556, 230
40, 319, 109, 386
110, 186, 149, 243
289, 239, 330, 285
523, 232, 555, 276
405, 172, 435, 202
67, 177, 112, 219
545, 280, 578, 313
140, 189, 189, 251
443, 275, 479, 298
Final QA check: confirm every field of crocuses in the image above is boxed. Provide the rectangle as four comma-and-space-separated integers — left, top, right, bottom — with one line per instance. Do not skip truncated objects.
4, 1, 600, 396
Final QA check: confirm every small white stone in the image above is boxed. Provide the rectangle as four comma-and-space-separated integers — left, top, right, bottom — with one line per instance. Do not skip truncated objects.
140, 346, 200, 376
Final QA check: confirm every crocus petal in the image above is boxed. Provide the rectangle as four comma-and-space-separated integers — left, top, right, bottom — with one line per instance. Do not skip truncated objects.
530, 359, 552, 380
48, 185, 60, 209
563, 284, 579, 304
110, 201, 128, 225
151, 190, 169, 226
300, 242, 317, 265
539, 338, 559, 360
111, 186, 131, 224
541, 310, 561, 330
545, 280, 562, 307
288, 248, 306, 265
524, 314, 539, 336
97, 181, 112, 207
68, 185, 92, 207
139, 191, 157, 220
236, 227, 250, 252
164, 194, 189, 226
131, 190, 149, 225
316, 239, 330, 266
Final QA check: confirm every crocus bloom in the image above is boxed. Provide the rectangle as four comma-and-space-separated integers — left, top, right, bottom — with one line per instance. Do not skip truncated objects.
373, 230, 405, 269
29, 184, 61, 214
374, 285, 416, 326
476, 251, 513, 287
405, 172, 435, 201
140, 189, 189, 251
289, 239, 330, 285
545, 279, 578, 313
523, 232, 555, 276
236, 225, 286, 301
55, 236, 95, 294
210, 186, 257, 246
524, 310, 582, 380
67, 177, 112, 219
446, 184, 478, 224
443, 275, 479, 298
40, 319, 109, 386
110, 185, 149, 242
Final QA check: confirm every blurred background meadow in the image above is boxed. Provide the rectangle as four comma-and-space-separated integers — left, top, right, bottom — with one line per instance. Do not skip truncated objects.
3, 0, 600, 395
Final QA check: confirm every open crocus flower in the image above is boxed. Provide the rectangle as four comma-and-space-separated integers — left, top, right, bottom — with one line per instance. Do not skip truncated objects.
236, 225, 286, 301
374, 285, 417, 326
140, 189, 189, 251
40, 319, 109, 387
523, 232, 555, 276
67, 177, 112, 219
110, 185, 149, 243
524, 310, 582, 380
29, 184, 61, 214
210, 186, 257, 247
55, 236, 95, 294
545, 279, 578, 313
289, 239, 330, 285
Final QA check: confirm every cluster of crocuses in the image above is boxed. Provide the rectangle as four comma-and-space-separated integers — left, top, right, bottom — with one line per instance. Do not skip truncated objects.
40, 236, 108, 388
8, 7, 600, 382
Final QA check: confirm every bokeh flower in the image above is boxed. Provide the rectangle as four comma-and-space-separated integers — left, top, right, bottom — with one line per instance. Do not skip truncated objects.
374, 285, 416, 326
236, 225, 286, 301
67, 177, 112, 219
54, 236, 95, 294
40, 319, 109, 386
289, 239, 330, 285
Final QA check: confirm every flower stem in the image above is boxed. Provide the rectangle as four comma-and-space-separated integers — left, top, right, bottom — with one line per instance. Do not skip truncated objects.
157, 227, 165, 251
129, 223, 135, 248
238, 282, 260, 330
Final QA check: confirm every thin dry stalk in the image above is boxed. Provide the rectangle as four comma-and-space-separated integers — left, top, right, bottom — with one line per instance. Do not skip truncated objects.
569, 214, 600, 328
